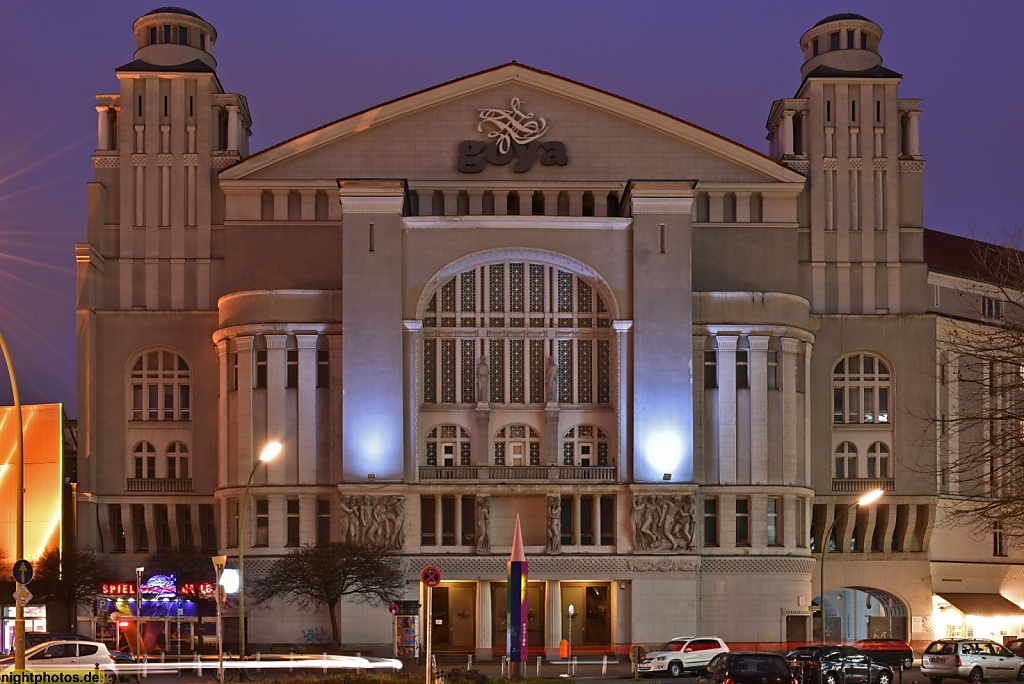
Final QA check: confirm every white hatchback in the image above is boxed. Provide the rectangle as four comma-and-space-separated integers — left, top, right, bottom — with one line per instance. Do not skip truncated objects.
638, 636, 730, 678
3, 639, 118, 683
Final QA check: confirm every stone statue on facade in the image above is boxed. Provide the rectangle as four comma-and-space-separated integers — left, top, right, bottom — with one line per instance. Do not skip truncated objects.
476, 496, 491, 553
546, 357, 558, 403
546, 496, 561, 553
476, 355, 489, 403
631, 494, 695, 552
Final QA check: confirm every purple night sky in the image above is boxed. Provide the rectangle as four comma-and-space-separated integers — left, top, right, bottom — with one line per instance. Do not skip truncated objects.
2, 2, 1022, 416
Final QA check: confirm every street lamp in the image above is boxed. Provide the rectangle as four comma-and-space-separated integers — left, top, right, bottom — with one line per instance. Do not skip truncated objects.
0, 331, 27, 670
817, 489, 883, 642
567, 604, 575, 676
212, 555, 227, 684
136, 567, 145, 659
238, 441, 281, 660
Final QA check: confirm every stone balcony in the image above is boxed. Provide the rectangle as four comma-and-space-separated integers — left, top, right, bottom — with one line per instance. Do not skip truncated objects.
125, 478, 194, 492
419, 465, 617, 482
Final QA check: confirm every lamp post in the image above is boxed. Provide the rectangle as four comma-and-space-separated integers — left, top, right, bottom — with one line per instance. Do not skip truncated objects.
0, 331, 26, 671
136, 566, 145, 659
817, 489, 883, 642
212, 555, 227, 684
567, 604, 575, 676
238, 441, 281, 660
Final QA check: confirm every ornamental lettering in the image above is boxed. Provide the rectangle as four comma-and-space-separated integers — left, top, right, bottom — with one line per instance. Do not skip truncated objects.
458, 97, 568, 173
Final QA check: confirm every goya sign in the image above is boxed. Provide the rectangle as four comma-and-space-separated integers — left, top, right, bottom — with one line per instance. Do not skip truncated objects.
458, 97, 568, 173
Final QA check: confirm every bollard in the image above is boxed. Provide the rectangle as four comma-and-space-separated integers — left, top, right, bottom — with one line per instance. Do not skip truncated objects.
573, 655, 577, 676
467, 654, 472, 671
323, 652, 329, 674
501, 655, 508, 677
194, 651, 201, 676
536, 655, 541, 678
603, 654, 608, 676
290, 649, 295, 674
142, 654, 148, 680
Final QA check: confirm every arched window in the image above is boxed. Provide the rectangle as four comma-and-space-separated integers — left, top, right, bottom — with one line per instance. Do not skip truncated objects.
422, 262, 613, 406
835, 441, 857, 479
832, 352, 890, 424
134, 442, 156, 479
130, 350, 191, 421
167, 442, 189, 479
425, 425, 472, 467
494, 424, 541, 466
562, 425, 611, 466
867, 442, 890, 478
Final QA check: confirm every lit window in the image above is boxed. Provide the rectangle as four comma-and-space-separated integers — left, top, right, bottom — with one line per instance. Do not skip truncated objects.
562, 425, 611, 467
493, 424, 541, 466
425, 424, 471, 467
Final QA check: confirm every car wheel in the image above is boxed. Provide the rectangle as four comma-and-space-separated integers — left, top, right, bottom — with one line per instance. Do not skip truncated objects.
877, 670, 893, 684
968, 668, 983, 684
903, 657, 914, 669
103, 672, 116, 684
824, 673, 840, 684
1016, 667, 1023, 682
669, 662, 684, 678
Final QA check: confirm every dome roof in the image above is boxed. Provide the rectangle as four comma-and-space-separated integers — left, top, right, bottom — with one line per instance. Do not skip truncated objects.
814, 13, 872, 27
144, 7, 205, 20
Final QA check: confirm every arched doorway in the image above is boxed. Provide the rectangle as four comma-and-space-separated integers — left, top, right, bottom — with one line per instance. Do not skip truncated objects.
813, 587, 908, 642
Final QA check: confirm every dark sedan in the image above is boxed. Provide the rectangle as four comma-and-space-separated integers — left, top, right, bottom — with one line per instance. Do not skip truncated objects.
698, 652, 797, 684
787, 645, 894, 684
854, 639, 915, 669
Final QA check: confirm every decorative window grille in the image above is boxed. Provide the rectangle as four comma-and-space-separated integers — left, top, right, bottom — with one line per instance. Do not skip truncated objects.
558, 340, 573, 403
461, 340, 476, 403
529, 341, 545, 403
562, 425, 611, 466
425, 424, 471, 466
493, 424, 540, 465
489, 338, 504, 403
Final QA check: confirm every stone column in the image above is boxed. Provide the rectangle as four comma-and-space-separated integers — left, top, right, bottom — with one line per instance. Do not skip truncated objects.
235, 336, 255, 487
297, 334, 319, 484
749, 335, 770, 484
96, 106, 111, 150
782, 110, 795, 156
404, 321, 422, 481
226, 105, 239, 152
613, 320, 632, 482
216, 340, 230, 489
265, 334, 287, 483
716, 335, 738, 484
781, 338, 802, 485
904, 111, 921, 157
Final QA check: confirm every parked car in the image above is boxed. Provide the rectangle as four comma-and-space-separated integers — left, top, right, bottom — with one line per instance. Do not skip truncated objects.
698, 652, 797, 684
638, 636, 730, 677
0, 639, 118, 683
25, 632, 99, 649
854, 639, 915, 669
786, 644, 894, 684
921, 639, 1024, 683
1005, 640, 1024, 658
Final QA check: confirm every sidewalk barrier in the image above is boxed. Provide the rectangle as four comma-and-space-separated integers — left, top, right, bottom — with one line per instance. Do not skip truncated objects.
602, 654, 608, 676
536, 656, 541, 678
467, 655, 473, 671
193, 651, 201, 676
141, 654, 148, 679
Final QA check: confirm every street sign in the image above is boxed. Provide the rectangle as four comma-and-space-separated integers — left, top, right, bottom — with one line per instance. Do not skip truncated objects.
13, 584, 32, 606
12, 559, 33, 584
388, 603, 399, 615
421, 566, 442, 587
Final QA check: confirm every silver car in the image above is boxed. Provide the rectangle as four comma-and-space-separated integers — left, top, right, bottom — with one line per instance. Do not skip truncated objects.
921, 639, 1024, 683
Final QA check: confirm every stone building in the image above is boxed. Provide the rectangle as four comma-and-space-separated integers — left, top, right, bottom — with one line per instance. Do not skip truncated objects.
75, 8, 1024, 654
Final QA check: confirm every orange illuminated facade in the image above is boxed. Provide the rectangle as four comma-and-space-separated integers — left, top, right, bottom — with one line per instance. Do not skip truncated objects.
0, 403, 64, 563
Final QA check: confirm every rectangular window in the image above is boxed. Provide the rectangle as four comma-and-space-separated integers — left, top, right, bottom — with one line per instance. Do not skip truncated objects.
813, 38, 819, 56
561, 495, 574, 546
178, 26, 188, 45
176, 504, 193, 550
255, 499, 269, 547
254, 350, 267, 389
847, 29, 855, 48
146, 454, 156, 479
286, 349, 298, 388
983, 296, 1004, 320
797, 499, 807, 548
736, 350, 749, 389
599, 495, 615, 545
826, 100, 832, 122
200, 504, 217, 551
149, 27, 157, 45
199, 33, 205, 51
132, 385, 143, 419
132, 504, 148, 552
286, 499, 300, 547
704, 350, 718, 389
994, 521, 1006, 557
162, 24, 171, 43
767, 351, 779, 389
228, 500, 239, 548
230, 353, 238, 391
851, 100, 857, 123
735, 498, 751, 546
767, 497, 781, 546
704, 498, 718, 547
155, 504, 171, 551
461, 497, 476, 546
316, 350, 329, 388
421, 496, 436, 546
110, 505, 126, 553
441, 496, 456, 546
179, 385, 190, 419
830, 31, 841, 50
580, 495, 594, 545
316, 498, 331, 545
148, 385, 159, 420
163, 384, 174, 420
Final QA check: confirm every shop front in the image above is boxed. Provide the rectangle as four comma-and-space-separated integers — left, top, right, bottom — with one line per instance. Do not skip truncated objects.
2, 606, 48, 654
933, 594, 1024, 644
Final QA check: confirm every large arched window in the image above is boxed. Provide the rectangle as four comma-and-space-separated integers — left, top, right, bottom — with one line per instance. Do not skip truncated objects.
166, 441, 189, 479
422, 262, 613, 406
834, 441, 857, 479
562, 425, 611, 466
130, 350, 191, 421
494, 424, 541, 466
425, 425, 472, 466
832, 352, 890, 424
134, 442, 156, 479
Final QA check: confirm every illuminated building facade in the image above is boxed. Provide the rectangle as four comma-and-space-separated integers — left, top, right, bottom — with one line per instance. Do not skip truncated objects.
75, 8, 1024, 654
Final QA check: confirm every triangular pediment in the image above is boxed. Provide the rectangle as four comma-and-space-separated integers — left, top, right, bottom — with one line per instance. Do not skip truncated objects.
221, 62, 803, 185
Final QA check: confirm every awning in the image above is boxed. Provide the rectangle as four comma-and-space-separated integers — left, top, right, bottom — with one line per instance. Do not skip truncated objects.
937, 593, 1024, 617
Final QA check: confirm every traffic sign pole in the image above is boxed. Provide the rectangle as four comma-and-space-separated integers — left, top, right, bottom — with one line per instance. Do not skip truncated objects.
420, 567, 441, 684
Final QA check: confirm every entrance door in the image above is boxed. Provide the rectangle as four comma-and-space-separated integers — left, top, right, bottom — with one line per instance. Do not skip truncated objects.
560, 584, 611, 648
491, 582, 546, 649
430, 584, 476, 650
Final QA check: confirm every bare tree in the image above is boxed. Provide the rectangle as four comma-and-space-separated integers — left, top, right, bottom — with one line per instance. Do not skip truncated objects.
250, 542, 406, 651
33, 548, 114, 629
933, 233, 1024, 546
145, 547, 218, 651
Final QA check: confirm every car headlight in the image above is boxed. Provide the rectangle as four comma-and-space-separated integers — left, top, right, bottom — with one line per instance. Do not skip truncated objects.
654, 656, 666, 661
